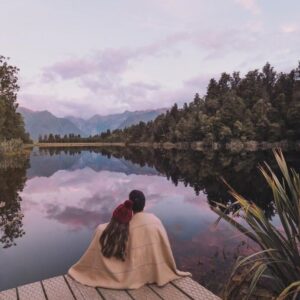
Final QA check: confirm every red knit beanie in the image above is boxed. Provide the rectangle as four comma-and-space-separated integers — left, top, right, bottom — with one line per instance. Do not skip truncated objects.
112, 200, 133, 224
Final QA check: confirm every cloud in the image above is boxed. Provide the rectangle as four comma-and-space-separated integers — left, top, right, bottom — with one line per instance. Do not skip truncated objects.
19, 93, 95, 117
280, 24, 298, 34
20, 70, 219, 117
41, 33, 188, 83
30, 33, 193, 117
234, 0, 261, 15
42, 59, 95, 81
42, 51, 130, 83
21, 165, 207, 230
184, 73, 215, 90
20, 77, 197, 117
129, 81, 161, 91
46, 204, 109, 230
192, 28, 262, 61
20, 23, 300, 118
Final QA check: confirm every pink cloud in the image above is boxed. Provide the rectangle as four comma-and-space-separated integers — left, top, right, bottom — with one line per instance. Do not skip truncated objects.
234, 0, 261, 15
190, 28, 262, 61
46, 205, 109, 230
41, 33, 188, 83
184, 73, 215, 90
43, 59, 94, 81
41, 29, 260, 85
21, 27, 299, 117
280, 24, 298, 34
129, 81, 161, 91
21, 168, 208, 230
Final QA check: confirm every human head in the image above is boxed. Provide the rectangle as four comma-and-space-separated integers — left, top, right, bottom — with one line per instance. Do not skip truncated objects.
112, 200, 133, 224
129, 190, 145, 213
100, 200, 133, 261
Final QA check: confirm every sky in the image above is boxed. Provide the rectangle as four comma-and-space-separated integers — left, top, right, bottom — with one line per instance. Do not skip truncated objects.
1, 0, 300, 118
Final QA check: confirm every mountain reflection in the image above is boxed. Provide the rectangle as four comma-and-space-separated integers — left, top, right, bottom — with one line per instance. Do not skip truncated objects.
34, 147, 300, 219
27, 148, 158, 179
0, 155, 30, 248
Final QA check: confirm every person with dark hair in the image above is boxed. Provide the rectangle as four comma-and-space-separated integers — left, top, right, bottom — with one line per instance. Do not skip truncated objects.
68, 190, 190, 289
129, 189, 145, 212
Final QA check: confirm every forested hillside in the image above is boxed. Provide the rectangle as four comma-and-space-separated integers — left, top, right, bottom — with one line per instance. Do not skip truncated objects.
88, 63, 300, 144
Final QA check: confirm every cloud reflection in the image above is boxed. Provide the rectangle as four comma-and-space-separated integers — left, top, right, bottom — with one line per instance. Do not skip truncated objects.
19, 153, 256, 296
22, 167, 209, 231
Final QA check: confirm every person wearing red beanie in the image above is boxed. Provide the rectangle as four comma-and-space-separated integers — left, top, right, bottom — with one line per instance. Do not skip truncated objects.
68, 189, 190, 289
112, 200, 133, 224
100, 199, 134, 261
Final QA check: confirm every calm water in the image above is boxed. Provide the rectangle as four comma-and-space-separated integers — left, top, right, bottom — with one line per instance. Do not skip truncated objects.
1, 147, 300, 295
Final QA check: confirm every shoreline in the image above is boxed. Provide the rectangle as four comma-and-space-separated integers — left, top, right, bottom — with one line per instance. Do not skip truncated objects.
27, 139, 300, 152
35, 142, 126, 147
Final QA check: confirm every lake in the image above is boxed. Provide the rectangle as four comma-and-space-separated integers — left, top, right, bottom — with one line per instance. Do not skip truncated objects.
1, 147, 300, 296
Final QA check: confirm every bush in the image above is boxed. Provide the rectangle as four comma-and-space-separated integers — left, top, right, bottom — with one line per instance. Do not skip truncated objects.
213, 149, 300, 299
0, 139, 24, 155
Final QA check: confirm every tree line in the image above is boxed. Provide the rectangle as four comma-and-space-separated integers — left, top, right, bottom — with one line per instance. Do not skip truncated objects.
39, 133, 82, 143
41, 62, 300, 145
38, 133, 111, 143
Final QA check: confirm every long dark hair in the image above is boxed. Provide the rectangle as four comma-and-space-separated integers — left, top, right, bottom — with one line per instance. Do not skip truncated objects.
99, 191, 145, 261
99, 219, 129, 261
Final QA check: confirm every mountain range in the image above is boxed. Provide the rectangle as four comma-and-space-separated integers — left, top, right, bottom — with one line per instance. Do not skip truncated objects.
18, 107, 166, 140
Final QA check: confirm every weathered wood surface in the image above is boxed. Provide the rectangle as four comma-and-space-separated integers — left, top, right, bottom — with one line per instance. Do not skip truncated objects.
18, 282, 45, 300
0, 275, 221, 300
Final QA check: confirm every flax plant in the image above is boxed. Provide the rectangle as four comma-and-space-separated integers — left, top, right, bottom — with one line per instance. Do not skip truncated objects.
213, 149, 300, 299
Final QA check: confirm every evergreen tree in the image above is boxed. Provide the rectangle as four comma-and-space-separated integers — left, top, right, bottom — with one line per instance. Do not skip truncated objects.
0, 56, 30, 142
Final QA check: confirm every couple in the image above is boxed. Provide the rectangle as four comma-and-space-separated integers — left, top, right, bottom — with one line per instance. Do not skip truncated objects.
69, 190, 190, 289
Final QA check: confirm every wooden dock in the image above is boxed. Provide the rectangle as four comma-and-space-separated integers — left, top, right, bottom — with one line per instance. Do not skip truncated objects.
0, 275, 221, 300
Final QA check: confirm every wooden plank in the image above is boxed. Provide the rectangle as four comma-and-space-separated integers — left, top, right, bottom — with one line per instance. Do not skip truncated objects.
128, 285, 161, 300
149, 283, 190, 300
42, 276, 75, 300
172, 277, 221, 300
0, 288, 17, 300
0, 276, 221, 300
65, 275, 102, 300
18, 281, 46, 300
97, 288, 132, 300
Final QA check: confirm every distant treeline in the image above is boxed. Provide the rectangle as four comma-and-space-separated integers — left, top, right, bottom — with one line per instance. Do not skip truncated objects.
41, 63, 300, 145
39, 133, 83, 143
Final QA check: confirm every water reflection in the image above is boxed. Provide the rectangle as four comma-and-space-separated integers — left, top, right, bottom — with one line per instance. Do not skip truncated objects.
92, 147, 300, 218
28, 148, 158, 178
1, 147, 300, 294
0, 155, 29, 248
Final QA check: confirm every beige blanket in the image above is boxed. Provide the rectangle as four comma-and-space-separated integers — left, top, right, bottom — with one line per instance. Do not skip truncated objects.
68, 212, 191, 289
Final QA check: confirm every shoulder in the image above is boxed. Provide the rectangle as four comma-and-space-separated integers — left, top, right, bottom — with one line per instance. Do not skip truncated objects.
145, 213, 163, 225
130, 212, 164, 229
95, 222, 109, 233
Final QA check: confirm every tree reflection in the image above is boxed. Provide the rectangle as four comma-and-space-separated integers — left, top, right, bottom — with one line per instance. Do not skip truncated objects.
0, 155, 29, 248
39, 147, 300, 219
97, 147, 300, 219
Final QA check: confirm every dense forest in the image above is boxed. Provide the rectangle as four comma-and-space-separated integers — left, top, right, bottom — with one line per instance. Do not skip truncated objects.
41, 63, 300, 145
0, 56, 30, 145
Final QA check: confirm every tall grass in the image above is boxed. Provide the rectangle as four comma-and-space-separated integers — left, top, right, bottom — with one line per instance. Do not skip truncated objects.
213, 149, 300, 299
